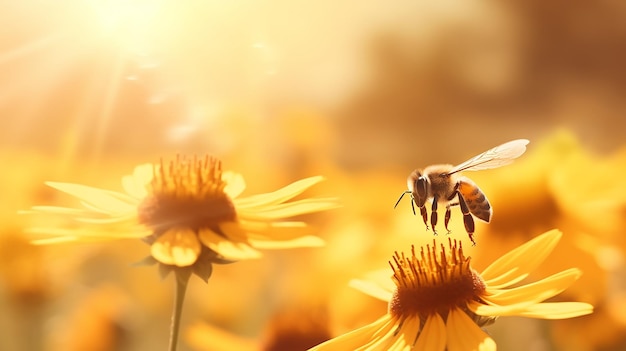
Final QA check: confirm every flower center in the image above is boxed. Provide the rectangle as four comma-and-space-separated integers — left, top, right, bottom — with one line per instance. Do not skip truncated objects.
137, 156, 237, 233
388, 239, 486, 321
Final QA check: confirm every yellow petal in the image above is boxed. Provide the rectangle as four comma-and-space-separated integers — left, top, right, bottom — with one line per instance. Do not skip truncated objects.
221, 221, 323, 252
249, 235, 325, 249
28, 226, 148, 240
469, 300, 533, 317
480, 229, 562, 288
446, 309, 496, 351
471, 300, 593, 319
197, 228, 261, 261
134, 163, 155, 184
122, 164, 153, 199
238, 220, 313, 240
355, 315, 396, 350
73, 214, 137, 224
222, 171, 246, 198
46, 182, 136, 215
27, 206, 93, 217
383, 315, 421, 350
485, 268, 582, 305
31, 236, 79, 245
235, 176, 326, 208
414, 314, 446, 351
308, 315, 393, 351
238, 198, 340, 220
151, 229, 201, 267
28, 204, 135, 225
349, 277, 393, 302
218, 221, 250, 241
513, 302, 594, 319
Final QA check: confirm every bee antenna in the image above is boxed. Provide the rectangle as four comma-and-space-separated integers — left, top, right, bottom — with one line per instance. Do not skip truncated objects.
394, 191, 411, 209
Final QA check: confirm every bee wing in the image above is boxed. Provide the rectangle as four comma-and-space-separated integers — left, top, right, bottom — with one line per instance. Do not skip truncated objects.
448, 139, 529, 174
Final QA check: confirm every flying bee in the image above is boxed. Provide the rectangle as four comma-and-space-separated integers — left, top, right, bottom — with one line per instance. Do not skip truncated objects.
395, 139, 529, 245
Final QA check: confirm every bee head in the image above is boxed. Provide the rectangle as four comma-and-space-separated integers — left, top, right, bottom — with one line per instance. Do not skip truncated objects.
408, 170, 428, 207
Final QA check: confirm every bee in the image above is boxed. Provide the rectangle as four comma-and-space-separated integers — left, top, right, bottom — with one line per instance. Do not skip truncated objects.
395, 139, 529, 245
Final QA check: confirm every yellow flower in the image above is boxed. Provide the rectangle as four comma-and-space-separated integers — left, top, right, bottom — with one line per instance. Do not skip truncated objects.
28, 156, 339, 279
309, 230, 593, 351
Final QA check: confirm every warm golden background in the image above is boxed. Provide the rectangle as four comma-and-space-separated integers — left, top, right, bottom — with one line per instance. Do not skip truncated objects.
1, 1, 625, 350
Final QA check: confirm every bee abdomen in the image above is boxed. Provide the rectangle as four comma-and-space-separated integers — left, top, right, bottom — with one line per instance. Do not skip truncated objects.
468, 200, 491, 222
458, 178, 493, 223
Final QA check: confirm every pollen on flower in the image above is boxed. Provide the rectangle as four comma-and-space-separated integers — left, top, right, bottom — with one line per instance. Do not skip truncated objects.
388, 239, 486, 320
137, 156, 237, 234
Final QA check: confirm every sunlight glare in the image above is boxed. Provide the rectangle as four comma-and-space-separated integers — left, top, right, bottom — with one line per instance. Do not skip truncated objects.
86, 0, 164, 55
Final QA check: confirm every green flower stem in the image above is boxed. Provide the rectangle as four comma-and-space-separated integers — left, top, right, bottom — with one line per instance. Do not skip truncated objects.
168, 273, 189, 351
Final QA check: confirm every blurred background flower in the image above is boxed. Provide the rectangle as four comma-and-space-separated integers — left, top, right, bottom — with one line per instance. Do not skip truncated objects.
2, 1, 626, 350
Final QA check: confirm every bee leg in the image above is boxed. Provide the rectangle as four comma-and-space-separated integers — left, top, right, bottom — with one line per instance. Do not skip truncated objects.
409, 195, 417, 216
409, 194, 429, 230
458, 193, 476, 245
431, 195, 439, 235
444, 206, 451, 233
448, 182, 460, 201
444, 202, 458, 234
419, 205, 429, 230
444, 184, 461, 234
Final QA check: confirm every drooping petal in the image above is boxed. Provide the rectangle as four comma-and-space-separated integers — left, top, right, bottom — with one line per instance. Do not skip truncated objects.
234, 176, 326, 208
446, 309, 496, 351
480, 229, 562, 288
485, 268, 582, 305
308, 315, 394, 351
222, 171, 246, 198
151, 228, 201, 267
414, 314, 446, 351
197, 228, 262, 260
